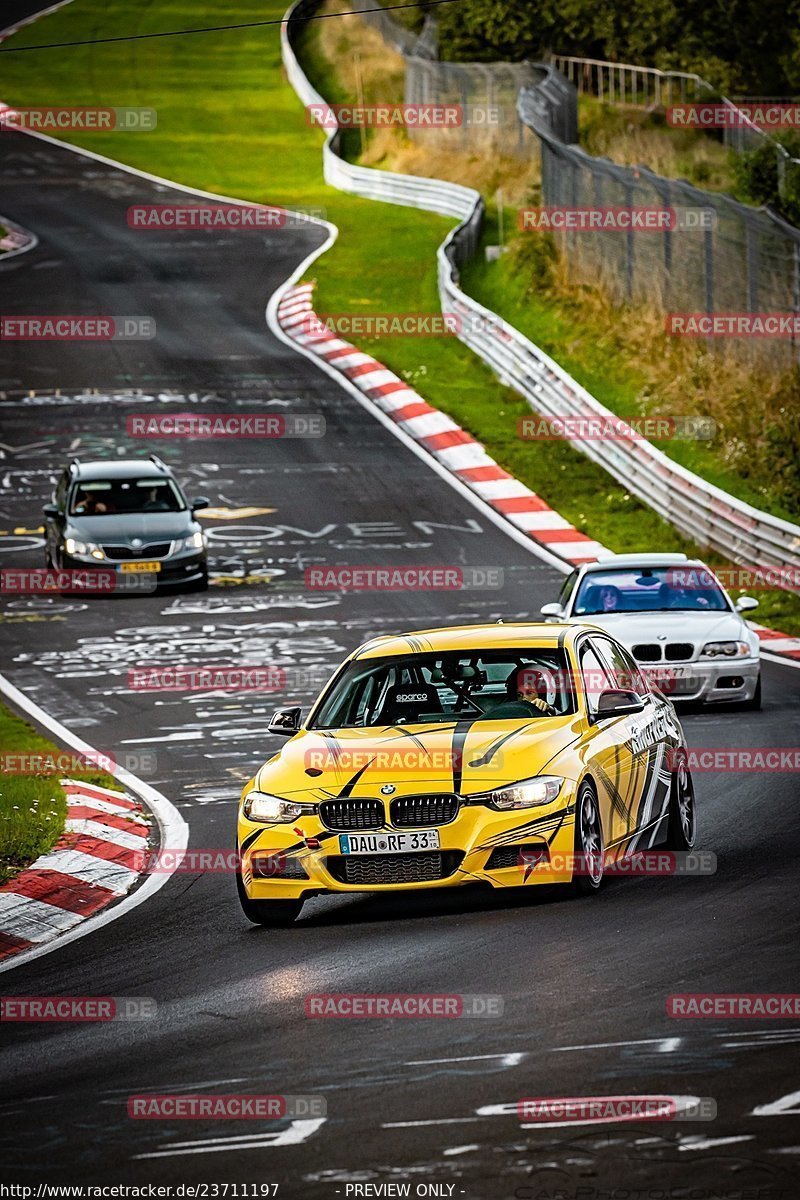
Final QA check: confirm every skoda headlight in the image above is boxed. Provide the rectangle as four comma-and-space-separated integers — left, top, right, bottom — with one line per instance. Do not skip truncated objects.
182, 531, 205, 551
243, 790, 309, 824
472, 775, 563, 811
65, 537, 104, 561
701, 640, 750, 658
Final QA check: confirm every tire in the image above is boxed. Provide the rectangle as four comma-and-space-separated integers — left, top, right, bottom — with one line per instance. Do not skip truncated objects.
742, 674, 762, 711
664, 753, 697, 851
236, 871, 303, 926
571, 781, 604, 895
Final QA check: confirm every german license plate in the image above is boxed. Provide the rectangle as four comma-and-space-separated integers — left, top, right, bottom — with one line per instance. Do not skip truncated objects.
119, 561, 162, 573
339, 830, 440, 855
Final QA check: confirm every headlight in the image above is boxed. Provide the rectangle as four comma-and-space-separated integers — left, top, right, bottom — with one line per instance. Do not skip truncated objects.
182, 531, 205, 551
65, 537, 104, 560
471, 775, 563, 811
701, 640, 750, 658
243, 790, 309, 823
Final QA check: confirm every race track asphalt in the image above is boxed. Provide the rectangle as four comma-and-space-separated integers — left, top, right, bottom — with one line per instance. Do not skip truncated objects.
1, 65, 800, 1200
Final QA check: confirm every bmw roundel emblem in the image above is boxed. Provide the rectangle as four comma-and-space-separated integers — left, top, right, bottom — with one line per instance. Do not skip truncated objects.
132, 538, 142, 548
380, 784, 396, 795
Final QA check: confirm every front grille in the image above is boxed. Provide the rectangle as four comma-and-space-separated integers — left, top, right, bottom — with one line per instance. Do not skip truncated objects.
319, 798, 384, 831
633, 644, 662, 662
390, 793, 459, 828
326, 850, 463, 885
486, 842, 549, 871
665, 642, 694, 661
102, 541, 172, 560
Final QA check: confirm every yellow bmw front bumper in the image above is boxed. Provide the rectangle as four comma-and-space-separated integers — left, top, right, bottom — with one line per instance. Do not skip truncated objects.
237, 787, 579, 900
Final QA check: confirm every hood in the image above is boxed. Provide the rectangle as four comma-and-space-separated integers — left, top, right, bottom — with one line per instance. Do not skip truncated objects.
572, 609, 750, 649
67, 511, 195, 542
256, 717, 583, 803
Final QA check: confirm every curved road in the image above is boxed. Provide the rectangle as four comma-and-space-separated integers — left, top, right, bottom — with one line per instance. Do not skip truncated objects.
1, 78, 800, 1200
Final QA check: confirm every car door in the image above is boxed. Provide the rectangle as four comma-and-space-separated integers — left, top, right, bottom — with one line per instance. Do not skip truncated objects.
591, 634, 669, 844
578, 638, 636, 848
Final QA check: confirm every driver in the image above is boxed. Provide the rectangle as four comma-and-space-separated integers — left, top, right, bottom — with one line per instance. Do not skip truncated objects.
74, 489, 109, 515
510, 666, 558, 716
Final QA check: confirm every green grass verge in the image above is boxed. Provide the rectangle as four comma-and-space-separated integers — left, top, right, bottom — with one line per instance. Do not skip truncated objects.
1, 0, 797, 635
0, 702, 120, 884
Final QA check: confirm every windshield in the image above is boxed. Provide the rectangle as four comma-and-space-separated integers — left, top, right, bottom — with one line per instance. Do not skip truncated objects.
573, 567, 729, 614
311, 648, 575, 729
69, 478, 185, 516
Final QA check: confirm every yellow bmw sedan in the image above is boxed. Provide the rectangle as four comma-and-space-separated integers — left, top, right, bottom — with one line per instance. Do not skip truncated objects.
236, 622, 696, 925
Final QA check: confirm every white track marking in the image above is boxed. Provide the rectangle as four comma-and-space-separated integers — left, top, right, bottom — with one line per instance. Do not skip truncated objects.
133, 1119, 326, 1158
752, 1088, 800, 1117
0, 672, 188, 974
679, 1135, 755, 1151
552, 1037, 682, 1053
405, 1053, 525, 1067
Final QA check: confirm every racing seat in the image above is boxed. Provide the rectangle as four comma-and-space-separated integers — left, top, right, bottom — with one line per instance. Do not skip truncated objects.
379, 685, 443, 725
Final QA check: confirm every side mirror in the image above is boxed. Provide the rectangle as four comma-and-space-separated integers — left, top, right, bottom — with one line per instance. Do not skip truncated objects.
190, 496, 210, 511
592, 689, 645, 721
267, 706, 302, 736
540, 602, 564, 620
42, 503, 59, 518
735, 595, 759, 612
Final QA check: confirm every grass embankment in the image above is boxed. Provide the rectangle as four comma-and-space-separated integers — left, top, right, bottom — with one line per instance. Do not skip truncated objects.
1, 0, 797, 632
0, 703, 119, 884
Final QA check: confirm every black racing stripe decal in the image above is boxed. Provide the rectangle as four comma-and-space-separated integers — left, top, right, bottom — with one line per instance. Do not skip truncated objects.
468, 725, 529, 768
338, 760, 375, 798
451, 720, 482, 793
476, 806, 575, 849
240, 828, 265, 854
593, 759, 632, 830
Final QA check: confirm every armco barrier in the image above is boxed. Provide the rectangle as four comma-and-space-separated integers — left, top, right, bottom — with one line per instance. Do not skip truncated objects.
282, 0, 800, 588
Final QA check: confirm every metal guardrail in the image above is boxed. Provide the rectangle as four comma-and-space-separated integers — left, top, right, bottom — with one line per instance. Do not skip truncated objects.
282, 0, 800, 585
551, 53, 800, 188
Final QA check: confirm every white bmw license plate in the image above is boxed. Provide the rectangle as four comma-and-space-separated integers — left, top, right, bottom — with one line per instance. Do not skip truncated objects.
339, 831, 440, 855
647, 665, 688, 681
